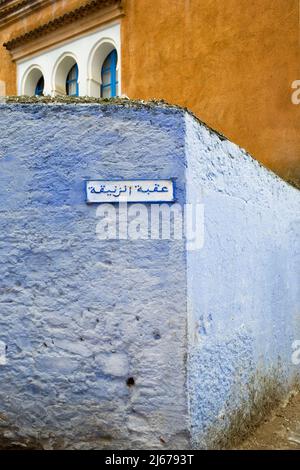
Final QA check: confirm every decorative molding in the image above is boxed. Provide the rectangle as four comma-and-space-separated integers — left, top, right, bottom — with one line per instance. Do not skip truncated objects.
0, 0, 53, 29
0, 0, 24, 13
3, 0, 123, 61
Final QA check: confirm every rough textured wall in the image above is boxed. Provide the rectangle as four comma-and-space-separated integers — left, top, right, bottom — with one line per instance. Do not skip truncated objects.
0, 102, 189, 449
122, 0, 300, 186
0, 99, 299, 450
185, 113, 300, 449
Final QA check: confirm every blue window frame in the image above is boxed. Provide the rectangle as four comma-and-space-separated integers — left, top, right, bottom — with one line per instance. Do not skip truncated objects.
66, 64, 79, 96
101, 49, 118, 98
35, 76, 44, 96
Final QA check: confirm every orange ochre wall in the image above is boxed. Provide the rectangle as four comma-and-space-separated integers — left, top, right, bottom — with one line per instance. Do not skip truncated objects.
0, 0, 299, 185
121, 0, 300, 186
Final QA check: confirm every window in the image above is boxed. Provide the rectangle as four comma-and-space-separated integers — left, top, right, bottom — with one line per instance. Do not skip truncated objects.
35, 76, 44, 96
66, 64, 79, 96
18, 23, 121, 97
101, 49, 118, 98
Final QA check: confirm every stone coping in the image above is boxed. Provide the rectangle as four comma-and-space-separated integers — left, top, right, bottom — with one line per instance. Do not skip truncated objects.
1, 95, 298, 190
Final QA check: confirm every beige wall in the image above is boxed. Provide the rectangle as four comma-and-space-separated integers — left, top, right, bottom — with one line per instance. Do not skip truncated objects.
121, 0, 300, 186
0, 0, 299, 185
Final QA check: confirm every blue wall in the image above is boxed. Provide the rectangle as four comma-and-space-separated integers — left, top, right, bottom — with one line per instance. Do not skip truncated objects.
0, 103, 189, 449
0, 102, 299, 449
185, 113, 300, 448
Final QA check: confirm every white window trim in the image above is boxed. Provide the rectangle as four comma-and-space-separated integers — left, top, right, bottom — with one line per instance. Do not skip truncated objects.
17, 22, 121, 98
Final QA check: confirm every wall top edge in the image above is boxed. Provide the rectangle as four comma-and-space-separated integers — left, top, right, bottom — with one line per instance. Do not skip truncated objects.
0, 95, 218, 135
0, 95, 299, 191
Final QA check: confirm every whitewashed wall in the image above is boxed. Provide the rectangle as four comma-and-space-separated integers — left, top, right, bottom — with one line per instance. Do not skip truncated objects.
17, 22, 121, 97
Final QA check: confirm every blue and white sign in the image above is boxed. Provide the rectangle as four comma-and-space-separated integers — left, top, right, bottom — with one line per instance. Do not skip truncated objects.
86, 179, 175, 203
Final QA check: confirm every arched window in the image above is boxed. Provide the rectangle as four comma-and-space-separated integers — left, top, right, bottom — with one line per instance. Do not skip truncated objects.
35, 76, 44, 96
66, 64, 79, 96
101, 49, 118, 98
22, 66, 44, 96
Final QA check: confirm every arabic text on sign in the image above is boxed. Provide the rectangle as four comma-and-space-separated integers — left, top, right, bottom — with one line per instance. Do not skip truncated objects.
86, 180, 175, 203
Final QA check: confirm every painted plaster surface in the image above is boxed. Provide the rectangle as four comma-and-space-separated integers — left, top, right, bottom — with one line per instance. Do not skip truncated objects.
0, 102, 189, 449
122, 0, 300, 186
185, 113, 300, 448
0, 100, 299, 449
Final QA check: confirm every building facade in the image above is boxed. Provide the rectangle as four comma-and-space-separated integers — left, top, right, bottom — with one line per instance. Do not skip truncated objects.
0, 0, 299, 187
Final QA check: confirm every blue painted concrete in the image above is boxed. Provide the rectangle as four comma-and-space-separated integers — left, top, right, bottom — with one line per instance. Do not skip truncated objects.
0, 102, 299, 449
185, 113, 300, 448
0, 103, 188, 449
